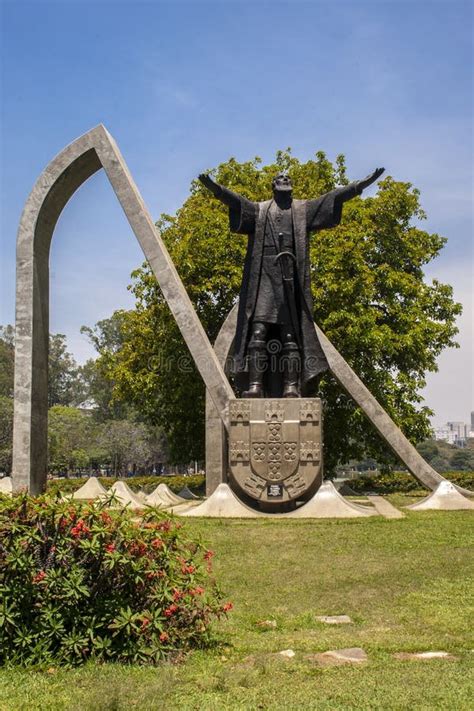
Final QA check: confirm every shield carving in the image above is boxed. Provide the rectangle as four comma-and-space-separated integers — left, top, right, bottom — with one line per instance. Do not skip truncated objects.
249, 419, 299, 481
228, 398, 322, 505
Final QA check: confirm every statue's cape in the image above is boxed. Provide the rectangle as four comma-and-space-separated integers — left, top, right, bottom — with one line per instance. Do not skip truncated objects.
228, 185, 357, 394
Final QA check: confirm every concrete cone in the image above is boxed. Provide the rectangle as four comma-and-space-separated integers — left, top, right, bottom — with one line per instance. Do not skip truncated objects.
286, 481, 377, 518
180, 483, 264, 518
0, 477, 12, 496
72, 477, 107, 500
105, 481, 144, 510
406, 481, 474, 511
178, 486, 200, 500
156, 483, 186, 505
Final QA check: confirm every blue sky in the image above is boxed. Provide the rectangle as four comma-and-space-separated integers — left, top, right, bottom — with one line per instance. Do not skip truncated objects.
1, 0, 472, 426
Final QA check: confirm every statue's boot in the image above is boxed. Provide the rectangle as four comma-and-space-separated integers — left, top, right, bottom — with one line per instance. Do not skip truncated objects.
282, 344, 300, 398
243, 343, 267, 398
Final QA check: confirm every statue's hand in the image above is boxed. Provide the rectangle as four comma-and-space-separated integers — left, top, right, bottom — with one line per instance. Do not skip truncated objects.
356, 167, 385, 193
198, 173, 216, 190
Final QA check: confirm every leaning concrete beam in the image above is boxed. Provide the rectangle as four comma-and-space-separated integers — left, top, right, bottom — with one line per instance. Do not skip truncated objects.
13, 125, 234, 493
314, 325, 445, 491
94, 128, 234, 422
205, 303, 456, 493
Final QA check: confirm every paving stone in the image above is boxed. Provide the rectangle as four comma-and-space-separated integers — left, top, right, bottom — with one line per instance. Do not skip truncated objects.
316, 615, 353, 624
393, 651, 458, 661
256, 619, 277, 629
368, 495, 405, 519
306, 647, 368, 666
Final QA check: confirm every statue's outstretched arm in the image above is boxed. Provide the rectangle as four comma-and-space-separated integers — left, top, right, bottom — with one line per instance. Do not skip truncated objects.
331, 167, 385, 205
307, 168, 385, 232
198, 173, 242, 210
354, 167, 385, 195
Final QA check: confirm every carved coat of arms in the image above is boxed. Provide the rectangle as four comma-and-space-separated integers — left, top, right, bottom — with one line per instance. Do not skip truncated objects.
228, 399, 322, 504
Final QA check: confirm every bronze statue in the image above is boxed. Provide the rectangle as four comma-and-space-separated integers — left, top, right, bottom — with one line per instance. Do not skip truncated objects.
199, 167, 384, 398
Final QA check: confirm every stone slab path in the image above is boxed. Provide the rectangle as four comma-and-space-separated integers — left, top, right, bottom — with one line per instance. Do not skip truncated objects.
316, 615, 352, 624
393, 651, 458, 661
368, 495, 405, 519
306, 647, 368, 666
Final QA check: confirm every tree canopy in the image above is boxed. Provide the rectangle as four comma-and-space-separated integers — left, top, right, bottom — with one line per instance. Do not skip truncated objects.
30, 152, 467, 470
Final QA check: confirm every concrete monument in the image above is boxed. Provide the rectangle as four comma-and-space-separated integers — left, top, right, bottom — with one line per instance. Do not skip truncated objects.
12, 126, 470, 510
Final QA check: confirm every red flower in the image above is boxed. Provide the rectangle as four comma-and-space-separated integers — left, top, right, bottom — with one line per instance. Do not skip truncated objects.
105, 543, 116, 553
157, 520, 172, 532
100, 511, 112, 524
140, 617, 151, 631
172, 589, 183, 601
151, 538, 163, 549
181, 564, 195, 575
32, 570, 46, 584
189, 586, 205, 596
222, 602, 233, 613
164, 604, 178, 617
159, 632, 169, 642
129, 541, 147, 555
204, 550, 214, 561
70, 519, 90, 538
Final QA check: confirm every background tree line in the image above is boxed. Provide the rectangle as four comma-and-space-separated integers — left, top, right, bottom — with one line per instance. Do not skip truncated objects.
0, 324, 166, 476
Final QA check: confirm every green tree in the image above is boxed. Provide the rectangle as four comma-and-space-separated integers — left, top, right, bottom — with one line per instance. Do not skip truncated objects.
48, 334, 83, 407
416, 439, 439, 463
0, 326, 14, 399
47, 405, 100, 474
0, 396, 13, 473
79, 313, 132, 420
89, 152, 461, 469
450, 448, 474, 471
98, 420, 165, 476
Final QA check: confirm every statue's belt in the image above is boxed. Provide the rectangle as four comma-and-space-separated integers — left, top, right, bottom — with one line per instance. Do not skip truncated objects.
263, 245, 295, 257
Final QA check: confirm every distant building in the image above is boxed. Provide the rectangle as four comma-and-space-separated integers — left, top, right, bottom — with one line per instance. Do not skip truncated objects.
433, 427, 455, 444
434, 421, 468, 446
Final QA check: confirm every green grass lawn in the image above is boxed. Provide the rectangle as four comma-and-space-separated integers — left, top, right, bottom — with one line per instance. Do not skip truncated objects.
1, 506, 473, 710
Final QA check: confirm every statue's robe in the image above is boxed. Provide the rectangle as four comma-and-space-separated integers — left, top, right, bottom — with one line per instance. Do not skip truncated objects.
226, 183, 360, 395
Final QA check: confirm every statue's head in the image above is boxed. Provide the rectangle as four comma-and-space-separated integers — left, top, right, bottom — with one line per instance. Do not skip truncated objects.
272, 172, 292, 194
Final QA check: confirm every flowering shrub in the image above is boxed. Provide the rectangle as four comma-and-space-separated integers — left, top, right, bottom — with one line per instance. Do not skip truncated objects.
0, 494, 231, 666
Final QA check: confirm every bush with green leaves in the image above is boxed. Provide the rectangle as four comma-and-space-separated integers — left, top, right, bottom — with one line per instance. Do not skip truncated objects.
47, 474, 206, 496
349, 469, 474, 494
0, 494, 230, 667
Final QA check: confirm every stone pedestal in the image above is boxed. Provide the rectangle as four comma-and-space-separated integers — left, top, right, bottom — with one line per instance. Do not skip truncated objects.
228, 398, 322, 506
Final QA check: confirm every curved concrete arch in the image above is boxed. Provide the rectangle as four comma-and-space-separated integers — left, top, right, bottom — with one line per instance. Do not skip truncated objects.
13, 125, 234, 493
205, 304, 461, 494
